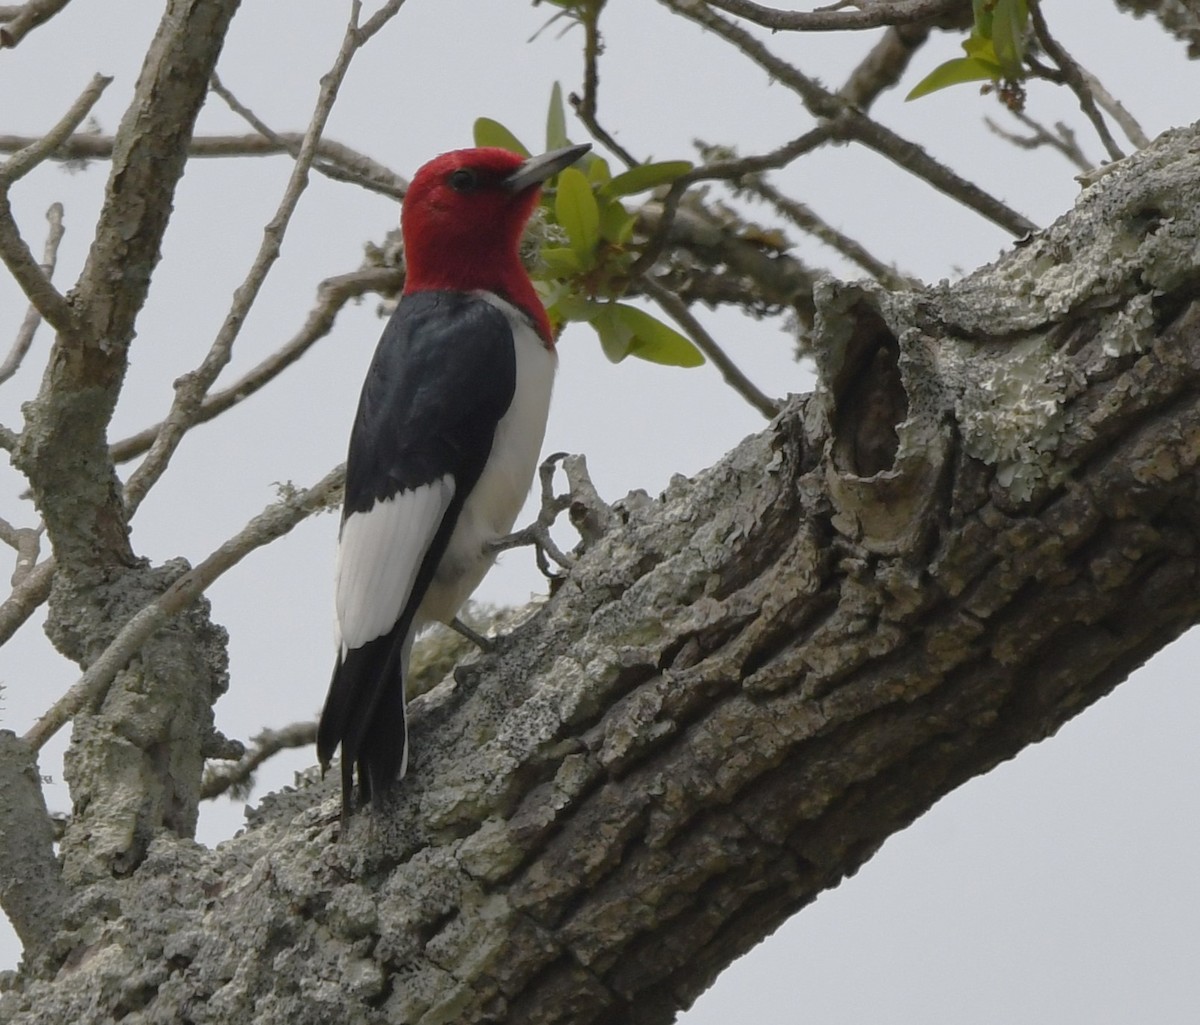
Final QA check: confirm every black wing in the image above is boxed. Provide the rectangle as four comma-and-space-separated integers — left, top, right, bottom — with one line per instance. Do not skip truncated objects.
317, 291, 517, 812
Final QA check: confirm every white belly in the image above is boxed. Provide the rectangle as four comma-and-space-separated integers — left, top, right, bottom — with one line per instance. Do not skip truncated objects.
416, 293, 556, 626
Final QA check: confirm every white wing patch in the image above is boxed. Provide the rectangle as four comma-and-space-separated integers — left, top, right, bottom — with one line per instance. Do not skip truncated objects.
335, 476, 455, 652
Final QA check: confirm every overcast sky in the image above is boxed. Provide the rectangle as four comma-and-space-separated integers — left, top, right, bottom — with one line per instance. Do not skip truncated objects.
0, 2, 1197, 1021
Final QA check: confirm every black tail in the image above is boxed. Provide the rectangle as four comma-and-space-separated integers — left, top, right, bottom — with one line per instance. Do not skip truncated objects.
318, 626, 411, 816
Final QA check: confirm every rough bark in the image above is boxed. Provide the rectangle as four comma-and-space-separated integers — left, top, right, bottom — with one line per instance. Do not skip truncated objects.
0, 733, 65, 955
1, 121, 1197, 1024
9, 0, 243, 887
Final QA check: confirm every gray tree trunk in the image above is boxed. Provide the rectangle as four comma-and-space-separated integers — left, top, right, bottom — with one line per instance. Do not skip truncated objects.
2, 118, 1197, 1025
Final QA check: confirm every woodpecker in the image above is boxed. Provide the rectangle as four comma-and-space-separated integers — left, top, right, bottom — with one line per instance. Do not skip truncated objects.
317, 142, 591, 815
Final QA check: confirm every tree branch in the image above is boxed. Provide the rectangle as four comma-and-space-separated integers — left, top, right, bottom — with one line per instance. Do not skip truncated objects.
0, 557, 53, 647
0, 514, 42, 587
109, 265, 403, 465
0, 131, 409, 196
23, 465, 344, 753
985, 112, 1094, 173
741, 177, 919, 290
657, 0, 1038, 237
15, 1, 242, 578
640, 275, 783, 419
201, 721, 318, 801
5, 102, 1200, 1025
0, 0, 71, 48
208, 72, 408, 199
0, 75, 109, 342
0, 202, 65, 386
0, 731, 67, 955
121, 0, 408, 515
837, 22, 932, 108
1028, 0, 1126, 161
703, 0, 964, 31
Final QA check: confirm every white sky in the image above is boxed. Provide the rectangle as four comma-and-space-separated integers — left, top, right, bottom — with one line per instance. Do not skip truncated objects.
0, 2, 1197, 1021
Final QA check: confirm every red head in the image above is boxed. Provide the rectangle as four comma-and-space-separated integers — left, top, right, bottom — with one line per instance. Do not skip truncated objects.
401, 144, 590, 344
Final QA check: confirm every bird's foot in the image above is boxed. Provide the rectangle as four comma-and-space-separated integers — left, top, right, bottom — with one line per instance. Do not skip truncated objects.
487, 452, 615, 582
450, 616, 496, 653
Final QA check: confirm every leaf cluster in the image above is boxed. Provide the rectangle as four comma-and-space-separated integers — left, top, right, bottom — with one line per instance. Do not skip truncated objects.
475, 84, 703, 368
907, 0, 1029, 103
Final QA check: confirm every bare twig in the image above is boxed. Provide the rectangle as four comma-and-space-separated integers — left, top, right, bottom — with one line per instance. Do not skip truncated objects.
209, 73, 407, 199
985, 113, 1093, 174
0, 74, 110, 340
0, 515, 42, 587
570, 0, 638, 169
0, 557, 53, 647
201, 721, 317, 800
630, 128, 830, 278
657, 0, 1037, 237
1027, 0, 1125, 162
0, 0, 72, 48
0, 75, 110, 183
703, 0, 962, 31
109, 265, 404, 464
0, 202, 65, 386
744, 178, 918, 290
121, 0, 408, 515
640, 276, 783, 419
1079, 69, 1151, 150
23, 465, 345, 752
0, 132, 409, 196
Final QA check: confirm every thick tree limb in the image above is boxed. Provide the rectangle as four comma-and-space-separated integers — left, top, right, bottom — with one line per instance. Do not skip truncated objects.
0, 731, 65, 956
11, 0, 246, 886
4, 121, 1198, 1025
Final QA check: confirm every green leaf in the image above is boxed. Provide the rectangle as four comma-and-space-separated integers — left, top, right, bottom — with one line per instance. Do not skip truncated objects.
611, 304, 705, 368
551, 293, 606, 323
546, 82, 570, 151
586, 154, 612, 185
598, 199, 636, 245
599, 160, 694, 200
539, 246, 585, 276
905, 56, 1003, 101
990, 0, 1028, 75
473, 118, 530, 156
972, 0, 993, 37
554, 167, 600, 263
593, 304, 635, 363
962, 33, 999, 63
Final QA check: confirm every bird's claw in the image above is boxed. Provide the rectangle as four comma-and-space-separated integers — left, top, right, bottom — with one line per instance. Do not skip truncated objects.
487, 451, 615, 582
449, 616, 497, 653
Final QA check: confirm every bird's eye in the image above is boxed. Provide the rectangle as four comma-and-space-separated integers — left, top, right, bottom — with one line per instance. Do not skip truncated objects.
448, 168, 478, 192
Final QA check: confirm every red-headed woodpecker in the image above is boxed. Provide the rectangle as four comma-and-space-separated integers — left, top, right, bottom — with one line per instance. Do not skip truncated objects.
317, 143, 591, 814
